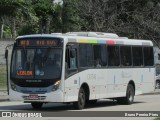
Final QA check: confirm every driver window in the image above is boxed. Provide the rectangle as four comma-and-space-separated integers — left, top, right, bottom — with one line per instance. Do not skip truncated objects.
66, 48, 77, 69
65, 46, 78, 77
69, 49, 77, 69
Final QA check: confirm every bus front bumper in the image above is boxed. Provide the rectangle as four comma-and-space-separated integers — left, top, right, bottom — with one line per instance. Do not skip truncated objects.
9, 89, 64, 102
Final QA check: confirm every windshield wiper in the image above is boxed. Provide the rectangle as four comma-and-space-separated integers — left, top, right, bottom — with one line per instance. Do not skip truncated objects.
22, 46, 27, 59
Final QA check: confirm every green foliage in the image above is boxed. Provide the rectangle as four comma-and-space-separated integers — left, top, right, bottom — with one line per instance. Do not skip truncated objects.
154, 117, 160, 120
146, 1, 154, 9
0, 0, 30, 17
32, 0, 55, 18
62, 0, 82, 32
52, 3, 62, 32
74, 0, 160, 47
0, 65, 7, 89
3, 25, 12, 38
1, 0, 160, 47
0, 0, 33, 38
18, 22, 38, 35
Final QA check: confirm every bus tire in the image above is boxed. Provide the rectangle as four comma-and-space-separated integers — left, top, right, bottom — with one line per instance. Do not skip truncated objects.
31, 102, 43, 109
73, 87, 86, 109
117, 84, 134, 105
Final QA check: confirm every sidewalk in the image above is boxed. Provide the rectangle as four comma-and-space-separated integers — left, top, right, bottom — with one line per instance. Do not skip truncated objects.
0, 90, 9, 101
0, 89, 159, 102
142, 89, 160, 95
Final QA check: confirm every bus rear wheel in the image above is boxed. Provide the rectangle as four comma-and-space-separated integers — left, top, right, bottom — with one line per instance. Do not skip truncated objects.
31, 102, 43, 109
73, 87, 86, 109
117, 84, 134, 105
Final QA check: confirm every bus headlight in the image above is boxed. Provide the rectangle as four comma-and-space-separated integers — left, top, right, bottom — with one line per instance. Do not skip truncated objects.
11, 81, 17, 91
52, 80, 60, 91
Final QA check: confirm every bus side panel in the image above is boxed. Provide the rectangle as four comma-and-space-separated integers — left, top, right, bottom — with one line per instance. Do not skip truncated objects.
65, 69, 106, 102
64, 73, 81, 102
64, 69, 126, 102
106, 68, 127, 98
64, 67, 155, 102
140, 68, 155, 94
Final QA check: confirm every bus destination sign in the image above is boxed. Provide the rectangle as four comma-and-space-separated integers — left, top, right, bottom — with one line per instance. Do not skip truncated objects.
17, 39, 62, 46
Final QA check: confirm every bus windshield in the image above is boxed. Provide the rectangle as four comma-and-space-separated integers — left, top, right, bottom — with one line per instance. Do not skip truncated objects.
11, 48, 62, 80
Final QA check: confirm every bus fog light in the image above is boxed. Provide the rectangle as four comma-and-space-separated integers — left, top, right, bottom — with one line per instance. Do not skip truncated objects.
52, 80, 60, 91
11, 81, 17, 91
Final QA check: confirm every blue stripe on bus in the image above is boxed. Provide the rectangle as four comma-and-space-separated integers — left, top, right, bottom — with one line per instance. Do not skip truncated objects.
97, 40, 106, 44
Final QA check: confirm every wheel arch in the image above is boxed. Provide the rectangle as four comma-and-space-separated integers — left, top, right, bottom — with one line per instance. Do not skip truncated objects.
128, 80, 135, 95
80, 82, 90, 101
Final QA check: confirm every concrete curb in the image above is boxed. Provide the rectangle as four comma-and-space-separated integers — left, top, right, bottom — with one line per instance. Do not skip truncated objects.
0, 96, 9, 102
0, 91, 9, 102
141, 89, 160, 95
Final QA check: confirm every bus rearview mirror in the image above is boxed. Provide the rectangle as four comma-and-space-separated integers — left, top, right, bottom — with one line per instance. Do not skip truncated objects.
5, 49, 8, 59
70, 49, 76, 58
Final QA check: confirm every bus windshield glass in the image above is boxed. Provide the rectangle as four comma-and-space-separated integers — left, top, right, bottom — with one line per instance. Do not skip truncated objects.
11, 48, 62, 80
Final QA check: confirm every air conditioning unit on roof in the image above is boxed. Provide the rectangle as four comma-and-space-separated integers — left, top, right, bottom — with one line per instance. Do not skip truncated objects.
51, 33, 62, 36
66, 32, 119, 38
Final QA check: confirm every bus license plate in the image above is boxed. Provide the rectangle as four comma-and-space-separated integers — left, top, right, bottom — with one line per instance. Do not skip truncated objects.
29, 94, 38, 100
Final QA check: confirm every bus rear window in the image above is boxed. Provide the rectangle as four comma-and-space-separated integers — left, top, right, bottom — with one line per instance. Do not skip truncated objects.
143, 47, 154, 66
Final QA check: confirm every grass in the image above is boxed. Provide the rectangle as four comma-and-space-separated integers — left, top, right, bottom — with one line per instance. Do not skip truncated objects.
0, 64, 7, 90
154, 118, 160, 120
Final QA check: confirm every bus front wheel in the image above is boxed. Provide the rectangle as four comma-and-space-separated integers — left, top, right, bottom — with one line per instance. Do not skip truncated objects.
73, 87, 86, 109
31, 102, 43, 109
117, 84, 134, 105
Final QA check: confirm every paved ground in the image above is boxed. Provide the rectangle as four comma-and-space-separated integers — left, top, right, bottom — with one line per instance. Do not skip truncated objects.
0, 89, 160, 101
0, 94, 160, 120
0, 90, 8, 101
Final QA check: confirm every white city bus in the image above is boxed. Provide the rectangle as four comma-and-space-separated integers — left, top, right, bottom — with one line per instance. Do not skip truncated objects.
7, 32, 155, 109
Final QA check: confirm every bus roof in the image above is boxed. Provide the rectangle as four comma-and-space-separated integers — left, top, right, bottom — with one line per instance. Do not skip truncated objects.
16, 32, 153, 46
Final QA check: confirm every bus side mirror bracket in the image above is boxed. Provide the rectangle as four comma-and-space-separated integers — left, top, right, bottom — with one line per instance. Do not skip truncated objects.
5, 49, 8, 59
70, 49, 76, 58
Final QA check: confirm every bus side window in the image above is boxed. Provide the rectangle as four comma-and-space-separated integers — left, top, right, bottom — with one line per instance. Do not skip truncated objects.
132, 47, 143, 66
65, 47, 77, 77
69, 49, 77, 69
108, 46, 120, 66
79, 44, 93, 67
93, 45, 107, 67
143, 47, 154, 66
120, 46, 132, 66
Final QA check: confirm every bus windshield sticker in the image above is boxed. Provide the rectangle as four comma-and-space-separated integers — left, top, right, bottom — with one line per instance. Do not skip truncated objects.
18, 65, 23, 70
16, 70, 33, 76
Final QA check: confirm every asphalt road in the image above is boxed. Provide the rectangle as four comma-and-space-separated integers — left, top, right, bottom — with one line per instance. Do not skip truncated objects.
0, 94, 160, 111
0, 94, 159, 120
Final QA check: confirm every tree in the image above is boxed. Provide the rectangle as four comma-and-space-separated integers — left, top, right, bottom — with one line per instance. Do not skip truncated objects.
52, 3, 62, 32
0, 0, 30, 39
32, 0, 55, 34
75, 0, 109, 31
0, 16, 4, 39
75, 0, 160, 47
62, 0, 82, 33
